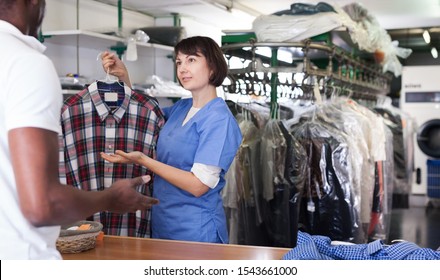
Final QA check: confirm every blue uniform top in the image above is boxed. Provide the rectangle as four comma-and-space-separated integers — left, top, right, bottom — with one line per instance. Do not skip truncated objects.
152, 97, 242, 243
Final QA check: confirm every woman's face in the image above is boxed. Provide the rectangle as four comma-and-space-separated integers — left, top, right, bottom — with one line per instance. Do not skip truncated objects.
175, 51, 212, 92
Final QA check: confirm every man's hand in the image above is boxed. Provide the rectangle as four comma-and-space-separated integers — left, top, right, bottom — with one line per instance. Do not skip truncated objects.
106, 175, 159, 213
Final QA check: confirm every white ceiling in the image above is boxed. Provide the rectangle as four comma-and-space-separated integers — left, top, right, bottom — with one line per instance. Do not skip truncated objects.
97, 0, 440, 31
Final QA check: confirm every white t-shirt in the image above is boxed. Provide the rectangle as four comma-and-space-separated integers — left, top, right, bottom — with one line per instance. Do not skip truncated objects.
0, 20, 63, 259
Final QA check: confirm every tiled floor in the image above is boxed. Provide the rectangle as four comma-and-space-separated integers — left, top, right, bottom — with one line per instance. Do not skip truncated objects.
387, 195, 440, 250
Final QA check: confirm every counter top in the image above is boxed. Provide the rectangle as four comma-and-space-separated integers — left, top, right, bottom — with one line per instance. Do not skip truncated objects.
61, 235, 291, 260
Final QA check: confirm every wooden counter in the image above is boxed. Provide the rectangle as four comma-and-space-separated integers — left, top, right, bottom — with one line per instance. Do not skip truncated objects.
62, 236, 291, 260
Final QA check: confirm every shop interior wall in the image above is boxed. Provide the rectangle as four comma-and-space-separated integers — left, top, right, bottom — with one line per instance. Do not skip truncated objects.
43, 0, 154, 32
41, 0, 225, 85
42, 0, 171, 84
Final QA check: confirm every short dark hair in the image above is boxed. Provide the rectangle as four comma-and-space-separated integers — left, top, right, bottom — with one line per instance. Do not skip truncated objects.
174, 36, 228, 87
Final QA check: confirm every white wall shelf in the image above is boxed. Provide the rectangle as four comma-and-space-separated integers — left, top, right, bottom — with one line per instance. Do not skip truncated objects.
43, 29, 175, 85
43, 29, 174, 52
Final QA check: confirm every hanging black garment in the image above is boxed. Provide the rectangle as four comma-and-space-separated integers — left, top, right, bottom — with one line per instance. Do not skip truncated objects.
279, 121, 307, 247
259, 120, 289, 247
291, 118, 356, 242
223, 104, 270, 246
236, 142, 270, 246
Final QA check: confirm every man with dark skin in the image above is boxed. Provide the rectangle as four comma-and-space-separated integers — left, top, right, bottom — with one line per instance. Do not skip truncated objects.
0, 0, 158, 259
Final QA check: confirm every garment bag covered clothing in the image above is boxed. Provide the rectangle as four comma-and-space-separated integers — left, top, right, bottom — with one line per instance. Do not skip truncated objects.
291, 115, 361, 243
223, 98, 393, 245
152, 97, 242, 243
59, 82, 164, 237
374, 107, 410, 195
223, 115, 267, 245
0, 20, 62, 259
223, 104, 306, 248
260, 119, 301, 247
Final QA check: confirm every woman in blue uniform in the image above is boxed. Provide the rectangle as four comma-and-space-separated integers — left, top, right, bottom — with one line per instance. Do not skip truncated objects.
100, 36, 242, 243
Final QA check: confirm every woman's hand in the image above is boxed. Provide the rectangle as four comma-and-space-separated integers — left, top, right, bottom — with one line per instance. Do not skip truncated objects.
100, 51, 132, 88
101, 150, 146, 165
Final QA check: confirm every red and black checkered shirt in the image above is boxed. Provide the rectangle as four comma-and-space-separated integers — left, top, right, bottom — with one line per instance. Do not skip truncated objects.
59, 81, 164, 237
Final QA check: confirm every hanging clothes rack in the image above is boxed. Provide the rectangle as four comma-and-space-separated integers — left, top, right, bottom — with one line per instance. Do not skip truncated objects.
222, 39, 393, 117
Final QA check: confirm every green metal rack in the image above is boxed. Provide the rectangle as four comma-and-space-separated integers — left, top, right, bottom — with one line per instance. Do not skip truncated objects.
221, 32, 392, 119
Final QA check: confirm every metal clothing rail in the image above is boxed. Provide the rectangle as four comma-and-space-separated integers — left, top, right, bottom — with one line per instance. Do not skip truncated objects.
222, 39, 393, 117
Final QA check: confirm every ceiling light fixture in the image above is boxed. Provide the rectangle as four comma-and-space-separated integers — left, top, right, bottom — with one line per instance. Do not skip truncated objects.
431, 47, 438, 59
201, 0, 261, 17
423, 30, 431, 44
224, 0, 256, 21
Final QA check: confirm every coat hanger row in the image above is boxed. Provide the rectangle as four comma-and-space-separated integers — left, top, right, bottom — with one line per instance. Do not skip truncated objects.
223, 69, 387, 102
223, 40, 392, 96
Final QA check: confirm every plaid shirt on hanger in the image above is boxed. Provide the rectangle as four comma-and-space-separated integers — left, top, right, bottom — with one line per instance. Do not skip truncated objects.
59, 81, 165, 237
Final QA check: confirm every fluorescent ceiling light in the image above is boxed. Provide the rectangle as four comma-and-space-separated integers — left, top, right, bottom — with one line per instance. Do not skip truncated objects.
431, 47, 438, 58
423, 30, 431, 44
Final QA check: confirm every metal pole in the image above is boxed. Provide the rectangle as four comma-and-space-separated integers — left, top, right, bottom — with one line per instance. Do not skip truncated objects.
270, 48, 278, 119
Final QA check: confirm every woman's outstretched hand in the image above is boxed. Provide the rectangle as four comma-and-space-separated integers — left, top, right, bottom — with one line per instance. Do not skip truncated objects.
101, 150, 146, 165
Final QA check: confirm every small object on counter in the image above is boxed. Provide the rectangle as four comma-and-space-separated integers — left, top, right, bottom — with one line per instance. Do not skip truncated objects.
56, 221, 103, 254
66, 226, 79, 230
77, 224, 92, 231
96, 231, 105, 242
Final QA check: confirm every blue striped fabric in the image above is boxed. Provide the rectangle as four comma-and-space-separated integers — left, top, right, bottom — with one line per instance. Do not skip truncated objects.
282, 231, 440, 260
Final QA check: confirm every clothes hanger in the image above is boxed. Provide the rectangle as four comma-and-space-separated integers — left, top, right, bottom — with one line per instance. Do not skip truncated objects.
95, 52, 126, 109
97, 53, 125, 86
